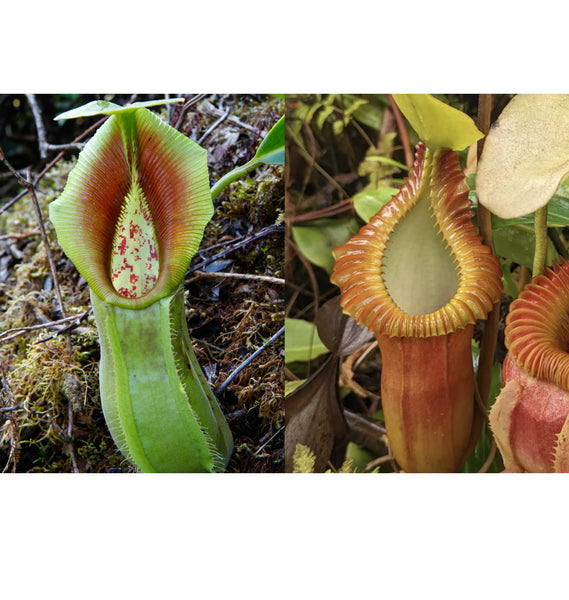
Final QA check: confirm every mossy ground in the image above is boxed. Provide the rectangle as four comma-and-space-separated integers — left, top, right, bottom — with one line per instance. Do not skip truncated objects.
0, 93, 284, 473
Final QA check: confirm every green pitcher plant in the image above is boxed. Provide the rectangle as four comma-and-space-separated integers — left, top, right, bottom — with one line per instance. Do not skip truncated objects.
331, 95, 502, 472
49, 98, 284, 472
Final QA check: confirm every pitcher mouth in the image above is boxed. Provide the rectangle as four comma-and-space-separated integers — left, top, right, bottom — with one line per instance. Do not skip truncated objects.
49, 106, 213, 309
505, 260, 569, 392
331, 142, 502, 338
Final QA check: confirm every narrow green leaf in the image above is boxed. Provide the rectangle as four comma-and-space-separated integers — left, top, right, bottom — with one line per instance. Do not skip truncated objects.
363, 155, 410, 171
54, 98, 185, 121
393, 94, 484, 151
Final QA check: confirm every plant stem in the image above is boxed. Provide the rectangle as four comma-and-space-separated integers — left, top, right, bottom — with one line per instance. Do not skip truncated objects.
387, 94, 413, 168
533, 205, 548, 277
210, 157, 259, 200
475, 94, 501, 411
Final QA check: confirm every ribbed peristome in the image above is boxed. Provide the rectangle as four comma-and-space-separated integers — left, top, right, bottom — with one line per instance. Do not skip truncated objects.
505, 259, 569, 392
331, 143, 502, 338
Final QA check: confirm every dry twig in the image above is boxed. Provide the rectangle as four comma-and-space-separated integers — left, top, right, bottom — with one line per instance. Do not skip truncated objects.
0, 153, 66, 316
189, 270, 284, 285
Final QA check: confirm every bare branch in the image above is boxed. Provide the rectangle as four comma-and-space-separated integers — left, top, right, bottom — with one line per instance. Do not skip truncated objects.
173, 94, 209, 130
188, 270, 284, 285
0, 309, 91, 344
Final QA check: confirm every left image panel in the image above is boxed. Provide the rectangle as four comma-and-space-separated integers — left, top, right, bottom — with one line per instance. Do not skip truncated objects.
0, 94, 284, 473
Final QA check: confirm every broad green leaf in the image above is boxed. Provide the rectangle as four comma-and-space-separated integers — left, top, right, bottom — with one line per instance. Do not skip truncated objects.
393, 94, 483, 151
54, 98, 184, 121
346, 94, 386, 130
491, 194, 569, 229
353, 187, 399, 222
292, 218, 359, 273
477, 94, 569, 219
284, 318, 329, 363
344, 442, 376, 473
492, 224, 558, 268
500, 260, 520, 300
252, 115, 284, 165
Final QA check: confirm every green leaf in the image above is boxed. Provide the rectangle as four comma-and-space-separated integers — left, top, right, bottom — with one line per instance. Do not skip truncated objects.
315, 105, 336, 130
492, 224, 558, 268
353, 187, 399, 222
54, 98, 185, 121
393, 94, 484, 151
252, 115, 284, 165
491, 194, 569, 229
292, 218, 359, 273
470, 185, 569, 229
210, 114, 284, 199
477, 94, 569, 219
345, 94, 386, 130
284, 318, 329, 363
344, 442, 376, 473
500, 260, 520, 300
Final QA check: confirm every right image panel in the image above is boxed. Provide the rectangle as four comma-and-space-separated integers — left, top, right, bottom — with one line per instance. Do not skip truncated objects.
285, 93, 569, 473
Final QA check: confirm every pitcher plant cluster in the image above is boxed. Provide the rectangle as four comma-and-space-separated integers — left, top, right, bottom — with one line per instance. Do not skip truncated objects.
4, 93, 568, 473
286, 93, 569, 473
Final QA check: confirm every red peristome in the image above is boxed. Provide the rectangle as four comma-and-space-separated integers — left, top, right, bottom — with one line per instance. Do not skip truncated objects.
506, 260, 569, 393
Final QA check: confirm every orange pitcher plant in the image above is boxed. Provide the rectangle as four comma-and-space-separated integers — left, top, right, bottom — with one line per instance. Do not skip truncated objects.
331, 95, 502, 472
